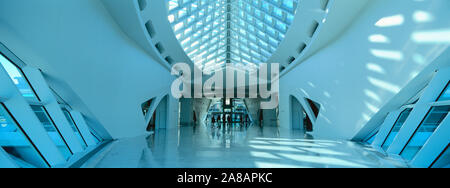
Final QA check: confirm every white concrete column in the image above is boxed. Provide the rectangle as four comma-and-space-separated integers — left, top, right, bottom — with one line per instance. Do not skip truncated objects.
179, 98, 194, 126
22, 66, 83, 153
69, 110, 97, 146
410, 115, 450, 167
156, 96, 168, 130
388, 67, 450, 155
372, 110, 402, 147
278, 91, 290, 130
166, 95, 180, 130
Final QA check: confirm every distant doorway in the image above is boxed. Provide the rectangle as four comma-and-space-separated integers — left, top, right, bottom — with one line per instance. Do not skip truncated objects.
146, 95, 168, 131
206, 98, 252, 126
290, 96, 313, 132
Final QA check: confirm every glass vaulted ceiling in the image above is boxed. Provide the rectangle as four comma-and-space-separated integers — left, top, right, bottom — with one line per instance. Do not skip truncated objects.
167, 0, 298, 73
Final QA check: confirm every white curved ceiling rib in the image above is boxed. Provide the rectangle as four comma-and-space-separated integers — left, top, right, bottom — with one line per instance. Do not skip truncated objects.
167, 0, 298, 73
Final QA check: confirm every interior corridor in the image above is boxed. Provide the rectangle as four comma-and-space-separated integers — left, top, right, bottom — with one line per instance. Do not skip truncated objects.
85, 123, 408, 168
0, 0, 449, 168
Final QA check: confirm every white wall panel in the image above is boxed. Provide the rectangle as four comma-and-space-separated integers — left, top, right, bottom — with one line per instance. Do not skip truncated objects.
280, 0, 450, 139
0, 0, 177, 139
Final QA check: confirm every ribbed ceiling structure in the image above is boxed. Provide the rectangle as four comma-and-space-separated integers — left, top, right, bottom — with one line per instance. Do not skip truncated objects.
167, 0, 298, 73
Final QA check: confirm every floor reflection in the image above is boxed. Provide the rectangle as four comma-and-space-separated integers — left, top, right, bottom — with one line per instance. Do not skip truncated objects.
137, 123, 408, 168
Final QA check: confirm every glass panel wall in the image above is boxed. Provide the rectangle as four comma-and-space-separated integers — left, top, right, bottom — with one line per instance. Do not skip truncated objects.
365, 131, 378, 145
1, 51, 75, 161
431, 145, 449, 168
30, 105, 72, 160
62, 109, 87, 149
0, 104, 48, 168
167, 0, 298, 72
0, 53, 39, 102
437, 82, 450, 101
90, 129, 102, 144
401, 106, 450, 161
1, 45, 106, 167
381, 108, 413, 150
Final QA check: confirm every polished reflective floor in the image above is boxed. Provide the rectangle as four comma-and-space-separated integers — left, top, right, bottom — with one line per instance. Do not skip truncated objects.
89, 123, 408, 168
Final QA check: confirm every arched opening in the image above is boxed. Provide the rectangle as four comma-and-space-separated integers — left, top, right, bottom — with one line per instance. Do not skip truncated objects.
146, 95, 168, 132
290, 96, 313, 132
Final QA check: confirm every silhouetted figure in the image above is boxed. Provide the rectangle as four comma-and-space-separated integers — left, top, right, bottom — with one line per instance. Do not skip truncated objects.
193, 111, 197, 126
259, 110, 263, 127
211, 115, 216, 126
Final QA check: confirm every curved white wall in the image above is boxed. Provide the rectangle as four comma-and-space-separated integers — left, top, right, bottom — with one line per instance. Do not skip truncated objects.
269, 0, 369, 72
0, 0, 177, 139
279, 0, 450, 139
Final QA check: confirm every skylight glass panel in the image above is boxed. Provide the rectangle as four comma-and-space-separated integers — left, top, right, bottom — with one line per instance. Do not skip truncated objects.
283, 0, 295, 10
168, 0, 179, 11
167, 0, 298, 71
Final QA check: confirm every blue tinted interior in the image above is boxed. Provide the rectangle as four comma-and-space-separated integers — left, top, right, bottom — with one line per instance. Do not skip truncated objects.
431, 145, 449, 168
366, 131, 378, 144
0, 104, 48, 168
0, 53, 39, 102
30, 105, 72, 160
62, 109, 87, 149
401, 106, 450, 161
167, 0, 298, 72
382, 108, 413, 150
437, 82, 450, 101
